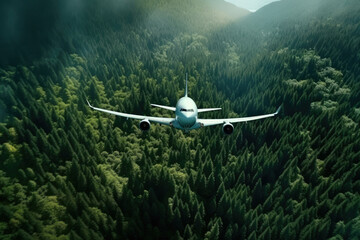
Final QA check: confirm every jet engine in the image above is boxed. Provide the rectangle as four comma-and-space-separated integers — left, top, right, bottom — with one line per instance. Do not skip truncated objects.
222, 122, 234, 135
139, 119, 151, 131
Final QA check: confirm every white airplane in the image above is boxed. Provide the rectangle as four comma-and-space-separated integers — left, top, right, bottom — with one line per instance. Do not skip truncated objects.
87, 75, 281, 134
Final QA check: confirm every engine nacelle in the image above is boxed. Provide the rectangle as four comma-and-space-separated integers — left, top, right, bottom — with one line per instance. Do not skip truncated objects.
222, 122, 234, 135
139, 119, 151, 131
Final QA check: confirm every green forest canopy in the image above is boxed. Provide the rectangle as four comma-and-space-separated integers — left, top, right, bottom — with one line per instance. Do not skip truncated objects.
0, 0, 359, 239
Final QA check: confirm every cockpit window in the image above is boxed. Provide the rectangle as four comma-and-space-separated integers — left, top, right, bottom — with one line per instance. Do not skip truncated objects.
180, 108, 194, 112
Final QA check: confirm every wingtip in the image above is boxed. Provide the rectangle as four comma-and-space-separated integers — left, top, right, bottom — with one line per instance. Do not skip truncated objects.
275, 105, 282, 115
86, 99, 92, 108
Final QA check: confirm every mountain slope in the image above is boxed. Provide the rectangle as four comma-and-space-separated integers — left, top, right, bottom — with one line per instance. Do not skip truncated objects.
0, 0, 248, 66
242, 0, 360, 30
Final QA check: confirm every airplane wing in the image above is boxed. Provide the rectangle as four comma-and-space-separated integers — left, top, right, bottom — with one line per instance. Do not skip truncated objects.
198, 106, 281, 127
87, 100, 175, 126
198, 108, 222, 113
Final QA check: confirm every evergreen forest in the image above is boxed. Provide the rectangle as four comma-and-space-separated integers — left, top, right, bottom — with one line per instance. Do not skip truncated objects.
0, 0, 359, 239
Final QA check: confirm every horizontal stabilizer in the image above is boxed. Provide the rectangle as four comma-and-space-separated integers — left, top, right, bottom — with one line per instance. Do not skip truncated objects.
151, 104, 176, 111
198, 108, 222, 113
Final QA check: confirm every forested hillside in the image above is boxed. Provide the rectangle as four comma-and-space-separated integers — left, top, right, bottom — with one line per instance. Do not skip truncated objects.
0, 0, 359, 239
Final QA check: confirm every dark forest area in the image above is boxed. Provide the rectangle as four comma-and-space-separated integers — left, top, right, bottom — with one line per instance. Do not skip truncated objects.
0, 0, 359, 239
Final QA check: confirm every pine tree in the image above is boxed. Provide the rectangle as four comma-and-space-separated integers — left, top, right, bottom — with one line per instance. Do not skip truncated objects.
193, 211, 205, 235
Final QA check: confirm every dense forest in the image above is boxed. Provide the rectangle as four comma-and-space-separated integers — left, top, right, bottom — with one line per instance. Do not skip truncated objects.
1, 0, 359, 239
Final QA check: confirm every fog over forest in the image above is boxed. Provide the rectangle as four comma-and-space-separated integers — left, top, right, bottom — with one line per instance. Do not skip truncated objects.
225, 0, 279, 11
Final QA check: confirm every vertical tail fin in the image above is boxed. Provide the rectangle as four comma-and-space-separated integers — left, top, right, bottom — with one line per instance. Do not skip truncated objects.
185, 73, 188, 97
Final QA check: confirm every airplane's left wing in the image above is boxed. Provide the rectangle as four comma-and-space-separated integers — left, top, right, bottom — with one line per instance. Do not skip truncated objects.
87, 100, 174, 126
198, 106, 281, 127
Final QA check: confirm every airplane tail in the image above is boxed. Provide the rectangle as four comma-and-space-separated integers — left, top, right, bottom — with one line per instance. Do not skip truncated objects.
185, 73, 188, 97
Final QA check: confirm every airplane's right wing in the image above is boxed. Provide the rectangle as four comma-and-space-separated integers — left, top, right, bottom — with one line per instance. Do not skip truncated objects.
198, 106, 281, 127
87, 100, 175, 126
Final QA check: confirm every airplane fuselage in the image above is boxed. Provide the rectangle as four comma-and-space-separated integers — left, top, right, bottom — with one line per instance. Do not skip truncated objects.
173, 96, 201, 130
